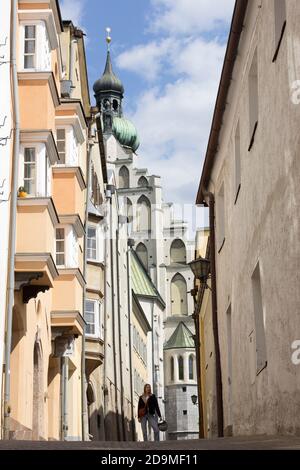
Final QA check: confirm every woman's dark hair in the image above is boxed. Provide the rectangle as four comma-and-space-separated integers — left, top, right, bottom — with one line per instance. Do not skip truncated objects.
144, 383, 151, 394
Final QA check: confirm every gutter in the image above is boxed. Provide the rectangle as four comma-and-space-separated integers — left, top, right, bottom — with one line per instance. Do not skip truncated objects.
3, 0, 20, 440
196, 0, 248, 204
204, 191, 224, 437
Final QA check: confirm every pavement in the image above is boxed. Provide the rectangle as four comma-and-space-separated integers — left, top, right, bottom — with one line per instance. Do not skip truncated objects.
0, 434, 300, 450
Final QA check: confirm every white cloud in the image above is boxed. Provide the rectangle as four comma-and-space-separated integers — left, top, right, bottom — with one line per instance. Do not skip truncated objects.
59, 0, 86, 28
150, 0, 235, 35
115, 1, 234, 229
116, 38, 176, 82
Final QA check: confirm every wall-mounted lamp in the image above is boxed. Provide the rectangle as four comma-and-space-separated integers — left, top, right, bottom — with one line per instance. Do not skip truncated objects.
105, 184, 116, 199
127, 238, 135, 248
188, 257, 211, 290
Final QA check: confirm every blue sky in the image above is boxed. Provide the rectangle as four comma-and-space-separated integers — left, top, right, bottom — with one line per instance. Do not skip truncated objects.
60, 0, 235, 232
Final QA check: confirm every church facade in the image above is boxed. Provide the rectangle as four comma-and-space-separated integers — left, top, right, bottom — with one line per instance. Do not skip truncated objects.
93, 46, 198, 440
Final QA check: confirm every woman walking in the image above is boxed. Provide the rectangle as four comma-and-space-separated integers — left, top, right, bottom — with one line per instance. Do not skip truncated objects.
138, 384, 161, 441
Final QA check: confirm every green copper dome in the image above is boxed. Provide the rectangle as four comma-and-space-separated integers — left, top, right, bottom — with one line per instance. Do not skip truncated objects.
112, 116, 140, 152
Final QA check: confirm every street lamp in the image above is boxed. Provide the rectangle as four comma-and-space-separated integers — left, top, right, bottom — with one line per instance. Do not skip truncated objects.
188, 257, 211, 289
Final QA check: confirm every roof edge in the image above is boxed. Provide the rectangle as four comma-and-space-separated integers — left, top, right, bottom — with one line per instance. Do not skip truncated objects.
196, 0, 248, 204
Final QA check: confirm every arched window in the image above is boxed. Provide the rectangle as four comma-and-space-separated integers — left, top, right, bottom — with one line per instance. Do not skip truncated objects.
138, 176, 148, 187
136, 242, 148, 271
119, 165, 129, 189
170, 239, 186, 264
178, 356, 184, 380
137, 195, 151, 232
189, 354, 194, 380
170, 357, 174, 381
170, 273, 187, 315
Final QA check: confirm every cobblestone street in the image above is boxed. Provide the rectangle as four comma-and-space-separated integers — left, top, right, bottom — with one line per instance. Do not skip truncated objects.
0, 435, 300, 450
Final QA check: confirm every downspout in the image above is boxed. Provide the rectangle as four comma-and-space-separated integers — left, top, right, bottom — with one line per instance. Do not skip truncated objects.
151, 303, 155, 394
3, 0, 20, 440
81, 137, 92, 441
203, 191, 224, 437
107, 187, 121, 441
102, 202, 108, 440
116, 226, 126, 440
193, 281, 205, 438
126, 242, 136, 441
61, 356, 69, 440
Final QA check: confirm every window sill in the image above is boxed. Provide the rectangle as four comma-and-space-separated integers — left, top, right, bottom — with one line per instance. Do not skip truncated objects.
248, 121, 258, 152
87, 259, 104, 268
234, 184, 241, 205
218, 237, 225, 254
272, 21, 286, 63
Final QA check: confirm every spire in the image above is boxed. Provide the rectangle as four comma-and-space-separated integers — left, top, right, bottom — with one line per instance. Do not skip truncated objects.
93, 27, 124, 98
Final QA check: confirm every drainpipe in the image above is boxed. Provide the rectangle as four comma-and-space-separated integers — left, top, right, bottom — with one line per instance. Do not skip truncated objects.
106, 184, 121, 441
203, 191, 224, 437
102, 202, 108, 440
126, 239, 135, 441
61, 355, 69, 440
116, 224, 126, 440
81, 136, 92, 441
193, 281, 205, 438
3, 0, 20, 440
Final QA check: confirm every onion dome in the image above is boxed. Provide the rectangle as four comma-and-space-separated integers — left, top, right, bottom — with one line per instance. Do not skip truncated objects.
93, 51, 124, 96
112, 116, 140, 152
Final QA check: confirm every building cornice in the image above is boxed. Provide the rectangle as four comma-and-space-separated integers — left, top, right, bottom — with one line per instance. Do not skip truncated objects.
59, 214, 84, 238
18, 71, 60, 108
17, 197, 59, 226
20, 130, 59, 165
52, 166, 86, 190
18, 7, 59, 50
57, 268, 86, 288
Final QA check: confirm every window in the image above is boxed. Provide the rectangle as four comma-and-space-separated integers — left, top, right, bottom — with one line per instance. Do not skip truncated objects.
119, 166, 129, 189
189, 355, 194, 380
170, 357, 174, 381
170, 273, 188, 316
251, 262, 267, 375
24, 25, 36, 69
248, 49, 258, 150
170, 239, 186, 264
217, 183, 225, 251
178, 356, 184, 380
24, 147, 36, 195
137, 195, 151, 232
273, 0, 286, 62
126, 198, 133, 235
183, 410, 187, 415
56, 129, 66, 164
182, 387, 186, 392
136, 243, 148, 271
138, 176, 148, 187
87, 226, 97, 260
85, 299, 101, 337
55, 228, 65, 266
234, 122, 241, 202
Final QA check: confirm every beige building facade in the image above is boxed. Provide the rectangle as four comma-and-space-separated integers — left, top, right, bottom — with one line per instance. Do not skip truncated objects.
196, 0, 300, 436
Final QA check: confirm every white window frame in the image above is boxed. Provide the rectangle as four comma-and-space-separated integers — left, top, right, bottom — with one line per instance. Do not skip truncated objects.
55, 225, 78, 269
23, 147, 36, 195
56, 127, 66, 164
55, 125, 79, 166
87, 225, 97, 261
55, 227, 65, 267
20, 143, 50, 197
19, 21, 51, 72
85, 299, 101, 339
23, 24, 36, 70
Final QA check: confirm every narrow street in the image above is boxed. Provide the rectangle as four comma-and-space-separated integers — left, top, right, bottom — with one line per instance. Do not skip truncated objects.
0, 435, 300, 450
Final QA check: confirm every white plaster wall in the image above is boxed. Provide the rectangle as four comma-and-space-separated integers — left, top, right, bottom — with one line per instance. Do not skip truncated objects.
206, 0, 300, 435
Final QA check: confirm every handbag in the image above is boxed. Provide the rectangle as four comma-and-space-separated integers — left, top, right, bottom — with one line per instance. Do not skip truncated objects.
138, 402, 148, 418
